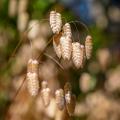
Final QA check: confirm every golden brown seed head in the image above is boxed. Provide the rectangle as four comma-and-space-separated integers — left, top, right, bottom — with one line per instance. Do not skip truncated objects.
49, 11, 62, 34
85, 35, 93, 59
41, 87, 51, 107
72, 42, 81, 69
66, 94, 76, 116
63, 23, 72, 38
60, 35, 72, 60
55, 89, 65, 110
27, 72, 39, 96
80, 45, 85, 68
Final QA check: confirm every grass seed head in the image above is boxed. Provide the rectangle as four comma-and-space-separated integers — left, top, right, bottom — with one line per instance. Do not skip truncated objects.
85, 35, 93, 59
60, 35, 72, 60
72, 42, 81, 69
66, 94, 76, 116
41, 87, 51, 107
63, 23, 72, 38
27, 72, 39, 96
55, 89, 65, 110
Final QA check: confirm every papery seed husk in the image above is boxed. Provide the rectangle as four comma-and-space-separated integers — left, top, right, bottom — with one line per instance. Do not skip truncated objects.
27, 72, 39, 96
27, 59, 39, 73
85, 35, 93, 59
60, 35, 72, 60
41, 88, 51, 107
66, 94, 76, 116
63, 23, 72, 38
53, 32, 62, 58
53, 40, 62, 58
55, 89, 65, 110
72, 42, 81, 69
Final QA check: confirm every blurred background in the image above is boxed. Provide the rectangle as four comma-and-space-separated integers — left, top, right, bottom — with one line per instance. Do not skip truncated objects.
0, 0, 120, 120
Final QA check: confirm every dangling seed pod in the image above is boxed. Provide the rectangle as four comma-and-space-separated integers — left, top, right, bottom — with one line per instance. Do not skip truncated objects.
41, 81, 51, 107
41, 88, 51, 107
50, 11, 56, 34
55, 89, 65, 110
27, 59, 39, 73
85, 35, 93, 59
49, 11, 62, 34
72, 42, 81, 69
64, 83, 76, 116
63, 23, 72, 38
66, 94, 76, 116
60, 35, 72, 60
56, 12, 62, 34
27, 72, 39, 96
64, 82, 72, 104
80, 45, 85, 68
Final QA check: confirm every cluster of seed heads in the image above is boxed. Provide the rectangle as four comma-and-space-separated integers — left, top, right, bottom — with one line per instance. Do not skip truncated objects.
55, 82, 76, 116
50, 11, 93, 68
24, 11, 93, 117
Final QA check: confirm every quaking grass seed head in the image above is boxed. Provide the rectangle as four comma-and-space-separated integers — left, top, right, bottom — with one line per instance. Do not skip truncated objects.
66, 94, 76, 116
41, 87, 51, 107
80, 45, 85, 68
63, 23, 72, 38
55, 89, 65, 110
72, 42, 81, 69
60, 35, 72, 60
85, 35, 93, 59
49, 11, 62, 34
27, 72, 39, 96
